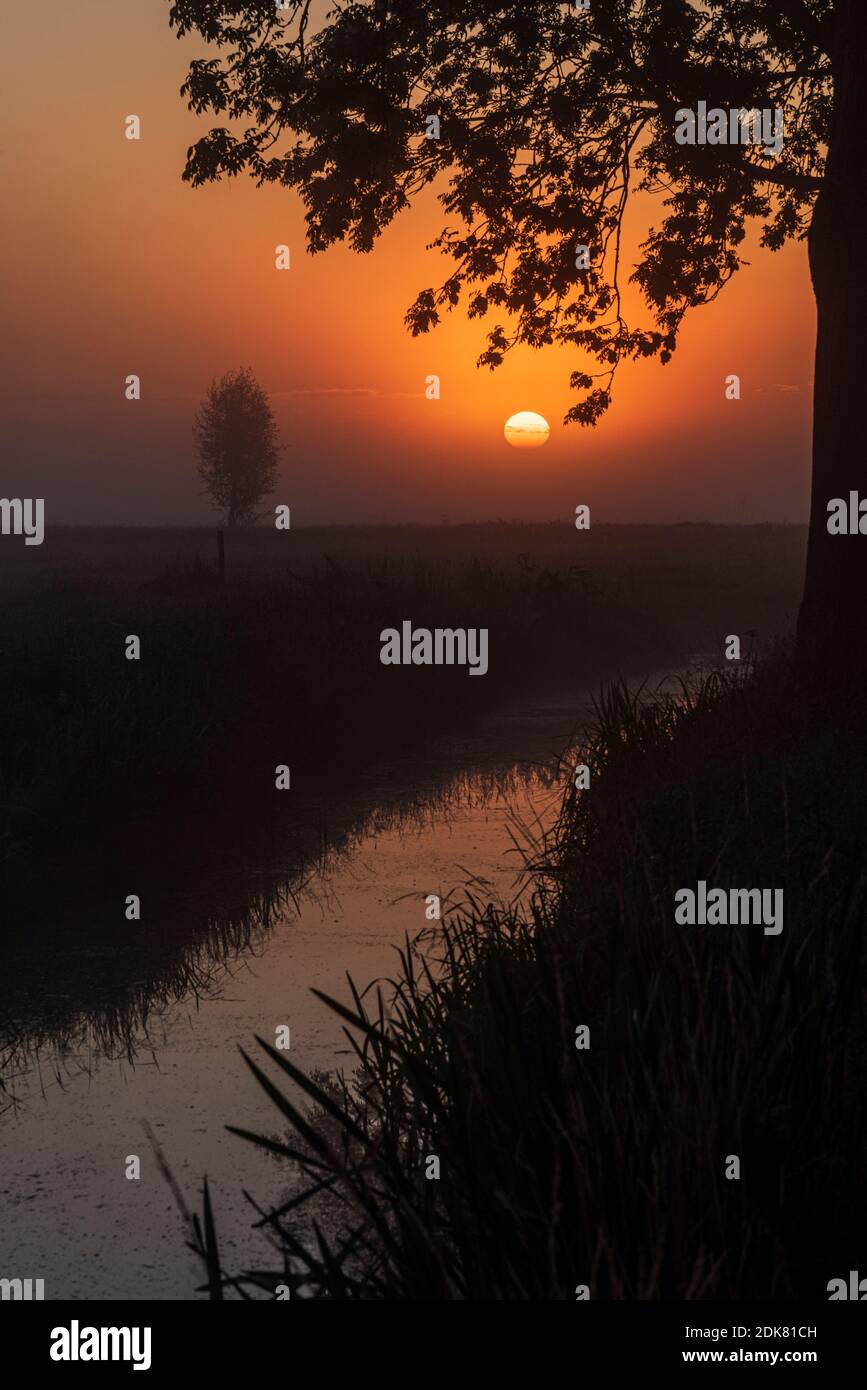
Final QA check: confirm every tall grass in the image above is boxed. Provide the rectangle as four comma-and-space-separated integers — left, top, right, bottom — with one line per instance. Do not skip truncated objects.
193, 654, 867, 1298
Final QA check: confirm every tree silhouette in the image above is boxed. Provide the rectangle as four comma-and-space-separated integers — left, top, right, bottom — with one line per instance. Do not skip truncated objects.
168, 1, 863, 673
194, 367, 279, 527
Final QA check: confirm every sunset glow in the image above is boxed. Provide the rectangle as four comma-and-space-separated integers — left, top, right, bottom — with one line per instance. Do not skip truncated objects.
2, 2, 815, 524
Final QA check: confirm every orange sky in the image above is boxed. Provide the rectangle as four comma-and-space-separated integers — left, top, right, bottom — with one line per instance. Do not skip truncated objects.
1, 1, 815, 524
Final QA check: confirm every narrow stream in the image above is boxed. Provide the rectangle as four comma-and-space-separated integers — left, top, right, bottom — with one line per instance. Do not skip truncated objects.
0, 674, 683, 1299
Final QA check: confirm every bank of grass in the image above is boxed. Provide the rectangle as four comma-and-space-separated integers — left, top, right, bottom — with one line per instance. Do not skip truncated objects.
201, 652, 867, 1299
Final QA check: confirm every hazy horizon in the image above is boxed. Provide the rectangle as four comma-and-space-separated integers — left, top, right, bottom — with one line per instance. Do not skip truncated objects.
17, 517, 811, 531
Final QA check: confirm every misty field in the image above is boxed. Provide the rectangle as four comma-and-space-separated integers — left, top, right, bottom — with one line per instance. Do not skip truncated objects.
0, 523, 804, 872
0, 520, 806, 618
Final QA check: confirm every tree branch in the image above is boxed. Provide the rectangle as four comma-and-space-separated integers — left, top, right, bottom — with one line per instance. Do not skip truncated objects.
737, 159, 822, 196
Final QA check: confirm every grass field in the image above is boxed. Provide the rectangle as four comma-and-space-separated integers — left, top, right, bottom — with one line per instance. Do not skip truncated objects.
0, 523, 806, 869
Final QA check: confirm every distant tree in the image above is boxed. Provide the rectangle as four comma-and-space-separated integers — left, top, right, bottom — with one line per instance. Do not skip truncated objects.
168, 1, 865, 675
193, 367, 279, 527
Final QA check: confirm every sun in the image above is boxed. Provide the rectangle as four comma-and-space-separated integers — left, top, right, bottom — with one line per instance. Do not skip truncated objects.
504, 411, 550, 449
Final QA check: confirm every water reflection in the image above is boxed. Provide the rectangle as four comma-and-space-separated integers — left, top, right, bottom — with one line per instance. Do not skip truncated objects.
1, 734, 573, 1080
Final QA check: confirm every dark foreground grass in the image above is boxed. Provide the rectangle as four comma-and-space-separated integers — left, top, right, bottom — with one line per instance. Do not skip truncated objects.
192, 653, 867, 1299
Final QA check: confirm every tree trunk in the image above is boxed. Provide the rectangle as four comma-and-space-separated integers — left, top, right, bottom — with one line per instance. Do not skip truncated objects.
797, 0, 867, 679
